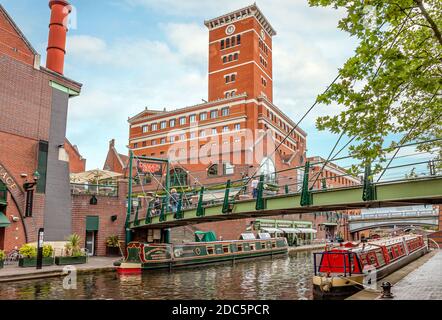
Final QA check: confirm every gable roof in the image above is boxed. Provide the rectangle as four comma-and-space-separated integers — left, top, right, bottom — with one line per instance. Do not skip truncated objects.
0, 4, 38, 56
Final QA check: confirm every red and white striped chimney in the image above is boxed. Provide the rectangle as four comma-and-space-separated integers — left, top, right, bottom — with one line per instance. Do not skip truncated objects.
46, 0, 72, 75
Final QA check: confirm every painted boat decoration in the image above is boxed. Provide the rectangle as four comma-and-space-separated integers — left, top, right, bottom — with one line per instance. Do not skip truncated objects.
116, 234, 288, 274
312, 234, 428, 298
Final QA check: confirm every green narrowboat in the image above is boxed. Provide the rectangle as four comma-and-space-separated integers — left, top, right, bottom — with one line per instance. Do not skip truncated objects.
116, 232, 288, 274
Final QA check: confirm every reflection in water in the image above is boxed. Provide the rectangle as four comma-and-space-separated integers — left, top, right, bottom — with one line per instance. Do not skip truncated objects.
0, 251, 315, 300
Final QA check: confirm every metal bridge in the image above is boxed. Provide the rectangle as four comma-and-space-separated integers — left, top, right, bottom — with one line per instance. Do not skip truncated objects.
347, 210, 439, 233
126, 141, 442, 235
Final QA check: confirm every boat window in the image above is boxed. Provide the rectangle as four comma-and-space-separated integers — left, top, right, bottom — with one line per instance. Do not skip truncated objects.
375, 250, 385, 266
250, 243, 255, 251
271, 241, 276, 248
223, 245, 229, 253
261, 242, 266, 249
368, 253, 377, 265
388, 247, 394, 260
237, 244, 243, 252
207, 247, 214, 255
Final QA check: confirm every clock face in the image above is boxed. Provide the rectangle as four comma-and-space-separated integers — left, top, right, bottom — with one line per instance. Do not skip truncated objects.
226, 24, 236, 35
260, 29, 266, 40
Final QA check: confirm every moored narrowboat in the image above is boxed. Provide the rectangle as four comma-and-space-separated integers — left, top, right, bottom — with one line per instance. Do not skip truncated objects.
312, 234, 428, 299
116, 232, 288, 274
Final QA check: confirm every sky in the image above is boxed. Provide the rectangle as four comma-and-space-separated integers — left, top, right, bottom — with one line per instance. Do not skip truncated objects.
2, 0, 362, 170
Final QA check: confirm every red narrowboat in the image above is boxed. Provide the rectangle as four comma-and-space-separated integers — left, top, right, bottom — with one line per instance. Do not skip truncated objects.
313, 235, 428, 298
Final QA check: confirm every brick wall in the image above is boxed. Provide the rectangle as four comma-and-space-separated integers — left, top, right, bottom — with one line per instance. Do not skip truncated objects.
64, 140, 86, 173
71, 180, 127, 256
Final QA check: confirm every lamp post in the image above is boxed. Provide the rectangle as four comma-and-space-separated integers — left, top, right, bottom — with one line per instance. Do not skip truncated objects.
23, 170, 40, 217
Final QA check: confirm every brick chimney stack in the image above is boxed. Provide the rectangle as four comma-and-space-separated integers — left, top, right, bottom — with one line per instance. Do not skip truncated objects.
46, 0, 72, 74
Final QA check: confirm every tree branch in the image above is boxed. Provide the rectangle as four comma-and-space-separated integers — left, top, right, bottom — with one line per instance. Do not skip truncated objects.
414, 0, 442, 46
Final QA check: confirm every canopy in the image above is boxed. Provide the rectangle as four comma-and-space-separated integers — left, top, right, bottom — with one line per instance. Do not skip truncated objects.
240, 233, 256, 240
195, 231, 217, 242
70, 169, 122, 184
320, 222, 338, 226
0, 212, 11, 228
296, 228, 318, 234
261, 227, 282, 233
279, 227, 300, 233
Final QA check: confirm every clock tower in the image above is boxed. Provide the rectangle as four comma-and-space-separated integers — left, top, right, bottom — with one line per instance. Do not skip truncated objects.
205, 4, 276, 102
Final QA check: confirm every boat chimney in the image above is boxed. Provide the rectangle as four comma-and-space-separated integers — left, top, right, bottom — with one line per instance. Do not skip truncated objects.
46, 0, 72, 74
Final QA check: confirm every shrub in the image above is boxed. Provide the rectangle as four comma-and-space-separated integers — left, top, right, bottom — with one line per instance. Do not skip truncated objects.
19, 244, 37, 258
65, 233, 84, 257
106, 235, 119, 248
0, 250, 5, 261
42, 244, 54, 258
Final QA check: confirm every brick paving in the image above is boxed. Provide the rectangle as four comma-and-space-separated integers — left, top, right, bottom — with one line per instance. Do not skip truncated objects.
391, 250, 442, 300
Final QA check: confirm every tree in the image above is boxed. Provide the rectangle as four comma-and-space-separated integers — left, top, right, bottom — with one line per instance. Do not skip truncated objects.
308, 0, 442, 173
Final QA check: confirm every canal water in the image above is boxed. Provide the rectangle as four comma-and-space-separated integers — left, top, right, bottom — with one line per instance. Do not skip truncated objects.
0, 251, 315, 300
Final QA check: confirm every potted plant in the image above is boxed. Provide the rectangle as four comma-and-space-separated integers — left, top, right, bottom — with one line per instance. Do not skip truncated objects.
55, 234, 87, 265
18, 243, 54, 267
106, 235, 120, 256
0, 250, 5, 269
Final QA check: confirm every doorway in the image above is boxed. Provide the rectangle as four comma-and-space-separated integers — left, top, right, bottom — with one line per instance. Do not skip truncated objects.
85, 231, 96, 256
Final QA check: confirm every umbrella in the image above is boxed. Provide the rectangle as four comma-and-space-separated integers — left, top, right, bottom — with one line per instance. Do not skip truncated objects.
70, 169, 122, 184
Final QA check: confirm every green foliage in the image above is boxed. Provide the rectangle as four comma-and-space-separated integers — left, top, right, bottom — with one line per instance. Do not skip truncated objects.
0, 250, 5, 261
106, 235, 120, 247
42, 244, 54, 258
65, 233, 84, 257
19, 244, 37, 258
308, 0, 442, 172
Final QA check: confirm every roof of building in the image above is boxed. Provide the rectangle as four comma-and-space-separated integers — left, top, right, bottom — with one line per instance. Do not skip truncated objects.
0, 4, 38, 56
204, 3, 277, 37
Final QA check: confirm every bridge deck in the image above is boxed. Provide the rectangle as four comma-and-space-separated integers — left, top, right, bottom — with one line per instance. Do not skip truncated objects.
129, 176, 442, 230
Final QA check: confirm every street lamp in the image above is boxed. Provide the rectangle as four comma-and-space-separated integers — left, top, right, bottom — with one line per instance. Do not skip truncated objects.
23, 170, 40, 217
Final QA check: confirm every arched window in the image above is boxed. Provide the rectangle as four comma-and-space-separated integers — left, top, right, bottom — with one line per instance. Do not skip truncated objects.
223, 163, 235, 175
228, 55, 233, 62
231, 36, 236, 46
223, 56, 227, 63
225, 75, 230, 83
237, 34, 241, 45
259, 157, 276, 182
226, 38, 230, 48
234, 53, 238, 60
207, 164, 218, 177
221, 40, 225, 50
231, 74, 236, 82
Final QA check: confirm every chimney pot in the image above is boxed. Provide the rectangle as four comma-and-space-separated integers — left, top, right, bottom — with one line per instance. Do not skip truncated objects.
46, 0, 72, 74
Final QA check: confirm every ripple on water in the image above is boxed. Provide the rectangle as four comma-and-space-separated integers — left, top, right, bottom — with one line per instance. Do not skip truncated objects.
0, 251, 316, 300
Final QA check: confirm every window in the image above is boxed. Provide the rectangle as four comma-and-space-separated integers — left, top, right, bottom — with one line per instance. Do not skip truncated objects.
152, 140, 157, 146
237, 34, 241, 45
225, 75, 230, 83
231, 74, 236, 82
208, 164, 218, 176
210, 110, 218, 119
211, 128, 217, 135
223, 56, 227, 63
170, 119, 176, 127
234, 124, 241, 131
221, 107, 229, 116
226, 38, 230, 48
160, 138, 166, 144
142, 125, 148, 133
223, 163, 234, 175
142, 141, 146, 147
134, 143, 138, 148
179, 117, 186, 125
221, 39, 225, 50
228, 55, 233, 62
225, 92, 231, 98
200, 112, 207, 121
222, 126, 229, 132
180, 134, 186, 140
190, 114, 197, 123
190, 132, 196, 139
231, 36, 236, 46
170, 136, 175, 142
151, 123, 158, 131
234, 53, 238, 60
259, 157, 276, 182
160, 121, 167, 129
200, 130, 206, 137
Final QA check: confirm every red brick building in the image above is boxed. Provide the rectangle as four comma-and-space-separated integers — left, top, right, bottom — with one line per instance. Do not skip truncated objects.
103, 139, 129, 175
124, 4, 362, 242
0, 1, 82, 251
65, 138, 86, 173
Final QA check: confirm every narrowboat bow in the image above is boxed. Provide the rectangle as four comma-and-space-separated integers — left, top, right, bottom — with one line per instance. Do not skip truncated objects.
313, 234, 428, 298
